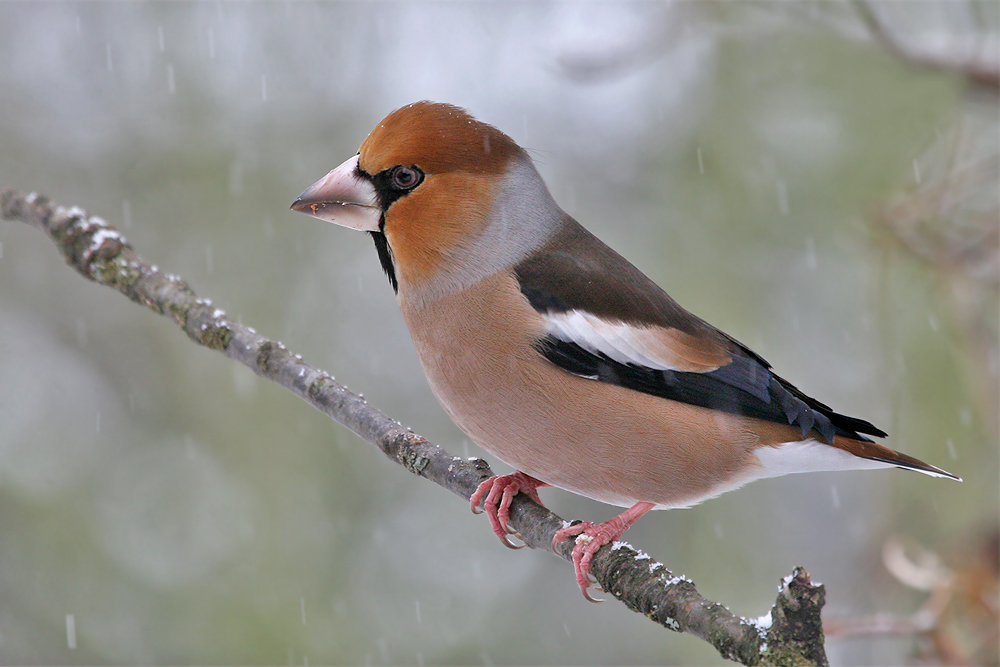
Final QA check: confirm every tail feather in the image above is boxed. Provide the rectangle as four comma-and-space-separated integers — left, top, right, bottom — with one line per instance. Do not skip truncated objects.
753, 435, 962, 481
832, 437, 962, 481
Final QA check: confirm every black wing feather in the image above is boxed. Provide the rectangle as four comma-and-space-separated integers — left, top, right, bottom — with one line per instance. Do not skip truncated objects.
535, 336, 885, 443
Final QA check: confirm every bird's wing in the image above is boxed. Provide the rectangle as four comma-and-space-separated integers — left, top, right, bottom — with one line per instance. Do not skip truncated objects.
514, 217, 886, 443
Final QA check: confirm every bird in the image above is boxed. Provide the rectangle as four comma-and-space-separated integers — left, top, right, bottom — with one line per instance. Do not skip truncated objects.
290, 101, 960, 600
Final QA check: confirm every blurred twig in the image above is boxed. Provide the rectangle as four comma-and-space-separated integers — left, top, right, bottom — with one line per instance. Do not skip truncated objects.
873, 117, 999, 439
852, 0, 999, 92
826, 532, 999, 665
1, 188, 831, 667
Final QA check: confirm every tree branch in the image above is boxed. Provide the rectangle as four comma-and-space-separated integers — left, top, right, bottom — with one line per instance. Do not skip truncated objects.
1, 188, 829, 666
852, 0, 1000, 92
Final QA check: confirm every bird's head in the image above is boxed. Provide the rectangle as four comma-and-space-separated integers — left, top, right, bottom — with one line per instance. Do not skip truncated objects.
292, 101, 562, 297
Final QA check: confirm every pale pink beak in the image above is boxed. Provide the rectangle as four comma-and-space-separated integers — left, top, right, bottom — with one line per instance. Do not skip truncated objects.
290, 154, 381, 231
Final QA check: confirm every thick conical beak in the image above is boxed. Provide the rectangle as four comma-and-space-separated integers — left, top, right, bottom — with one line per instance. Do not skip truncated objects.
290, 154, 381, 231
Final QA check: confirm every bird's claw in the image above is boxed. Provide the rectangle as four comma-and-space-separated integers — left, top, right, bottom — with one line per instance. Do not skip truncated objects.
551, 503, 655, 602
499, 532, 527, 549
471, 472, 546, 550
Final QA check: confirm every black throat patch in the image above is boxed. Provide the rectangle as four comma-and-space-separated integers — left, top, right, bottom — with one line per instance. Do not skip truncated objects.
369, 226, 398, 293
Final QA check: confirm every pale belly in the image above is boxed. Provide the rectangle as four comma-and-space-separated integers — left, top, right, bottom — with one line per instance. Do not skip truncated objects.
398, 273, 782, 509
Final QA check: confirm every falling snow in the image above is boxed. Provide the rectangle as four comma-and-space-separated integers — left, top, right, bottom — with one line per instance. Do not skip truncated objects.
776, 179, 789, 215
66, 614, 76, 649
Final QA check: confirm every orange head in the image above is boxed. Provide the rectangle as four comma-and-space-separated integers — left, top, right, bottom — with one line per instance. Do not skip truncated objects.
292, 101, 563, 297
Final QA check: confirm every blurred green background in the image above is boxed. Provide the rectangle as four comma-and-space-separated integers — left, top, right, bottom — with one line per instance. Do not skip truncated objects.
0, 2, 996, 665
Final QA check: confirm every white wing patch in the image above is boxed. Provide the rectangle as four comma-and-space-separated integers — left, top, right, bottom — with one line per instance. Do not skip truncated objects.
544, 310, 720, 372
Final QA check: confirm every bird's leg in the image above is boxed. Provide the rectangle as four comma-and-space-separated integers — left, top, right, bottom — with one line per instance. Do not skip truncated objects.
552, 501, 656, 602
470, 471, 548, 549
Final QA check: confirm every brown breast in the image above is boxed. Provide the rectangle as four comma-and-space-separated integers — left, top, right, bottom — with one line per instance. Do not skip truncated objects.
398, 272, 801, 508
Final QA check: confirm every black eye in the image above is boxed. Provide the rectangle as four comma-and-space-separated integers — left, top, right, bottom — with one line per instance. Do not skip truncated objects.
390, 165, 423, 190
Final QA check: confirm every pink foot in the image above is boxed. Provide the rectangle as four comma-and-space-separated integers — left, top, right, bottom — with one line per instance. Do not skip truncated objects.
552, 501, 656, 602
470, 471, 547, 549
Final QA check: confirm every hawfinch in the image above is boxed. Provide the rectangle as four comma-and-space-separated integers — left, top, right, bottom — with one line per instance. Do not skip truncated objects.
291, 101, 959, 599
